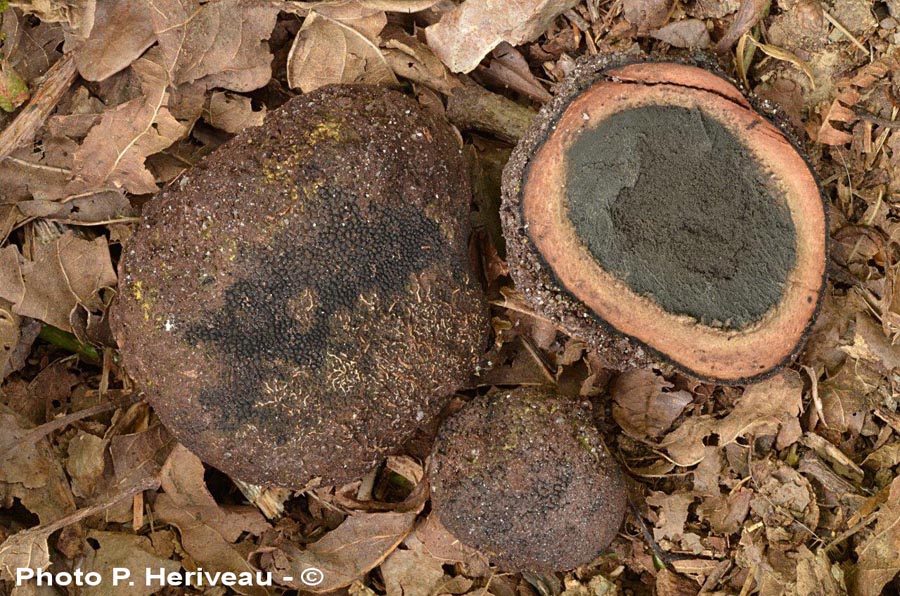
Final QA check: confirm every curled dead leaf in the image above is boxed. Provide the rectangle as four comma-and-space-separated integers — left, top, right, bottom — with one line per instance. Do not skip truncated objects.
659, 370, 803, 466
150, 0, 279, 92
68, 1, 156, 82
287, 11, 397, 93
68, 53, 187, 196
206, 92, 267, 134
425, 0, 581, 73
651, 19, 711, 48
0, 234, 116, 333
381, 25, 462, 95
263, 510, 418, 592
850, 475, 900, 595
611, 369, 693, 440
155, 446, 272, 596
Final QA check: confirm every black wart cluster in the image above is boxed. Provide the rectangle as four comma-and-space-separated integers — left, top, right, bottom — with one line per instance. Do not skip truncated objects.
183, 186, 444, 436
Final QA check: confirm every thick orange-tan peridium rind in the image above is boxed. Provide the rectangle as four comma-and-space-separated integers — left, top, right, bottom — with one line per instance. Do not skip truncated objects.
501, 57, 827, 384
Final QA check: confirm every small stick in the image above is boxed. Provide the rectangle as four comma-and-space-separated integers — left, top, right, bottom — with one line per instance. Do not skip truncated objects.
628, 497, 671, 569
0, 397, 139, 461
0, 53, 78, 162
446, 84, 536, 142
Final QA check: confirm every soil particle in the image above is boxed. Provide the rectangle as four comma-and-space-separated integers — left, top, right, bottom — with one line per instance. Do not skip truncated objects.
429, 387, 627, 572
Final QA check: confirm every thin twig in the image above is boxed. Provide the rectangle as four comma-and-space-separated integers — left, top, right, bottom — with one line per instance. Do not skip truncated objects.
0, 397, 139, 461
854, 107, 900, 129
628, 497, 671, 569
822, 10, 869, 54
0, 53, 78, 162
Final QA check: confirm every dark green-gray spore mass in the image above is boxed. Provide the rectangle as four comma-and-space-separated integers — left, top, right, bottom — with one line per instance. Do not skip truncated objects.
184, 186, 443, 439
565, 105, 797, 328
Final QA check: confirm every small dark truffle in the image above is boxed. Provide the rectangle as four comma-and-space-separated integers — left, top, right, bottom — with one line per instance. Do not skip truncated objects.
113, 85, 490, 488
429, 388, 627, 572
501, 57, 827, 384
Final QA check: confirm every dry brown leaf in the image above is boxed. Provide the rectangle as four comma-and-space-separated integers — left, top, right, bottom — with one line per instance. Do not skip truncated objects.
311, 3, 388, 39
0, 300, 20, 380
150, 0, 279, 92
611, 369, 693, 440
67, 1, 156, 82
381, 535, 447, 596
659, 370, 803, 466
697, 487, 752, 534
559, 575, 618, 596
655, 568, 700, 596
862, 443, 900, 471
80, 531, 181, 596
819, 360, 878, 433
817, 89, 859, 145
0, 233, 116, 333
0, 133, 75, 205
425, 0, 580, 73
715, 0, 768, 52
749, 458, 820, 545
651, 19, 711, 48
68, 53, 187, 195
0, 405, 53, 490
647, 491, 694, 543
206, 92, 267, 134
0, 472, 158, 581
12, 0, 95, 35
16, 191, 136, 225
480, 43, 551, 103
359, 0, 441, 10
269, 510, 417, 592
155, 445, 271, 596
287, 11, 397, 93
414, 514, 489, 577
65, 431, 108, 500
381, 25, 461, 95
795, 546, 848, 596
1, 9, 65, 83
105, 423, 175, 497
0, 405, 79, 526
849, 475, 900, 595
623, 0, 671, 34
844, 313, 900, 372
0, 525, 51, 582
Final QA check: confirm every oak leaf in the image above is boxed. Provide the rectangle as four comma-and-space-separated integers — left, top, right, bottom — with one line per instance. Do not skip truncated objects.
0, 234, 116, 333
849, 475, 900, 595
425, 0, 580, 73
149, 0, 279, 92
265, 510, 417, 592
155, 446, 272, 596
659, 370, 803, 466
287, 11, 397, 93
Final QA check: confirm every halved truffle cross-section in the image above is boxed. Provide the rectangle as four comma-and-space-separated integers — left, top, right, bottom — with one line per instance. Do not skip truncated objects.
502, 59, 827, 384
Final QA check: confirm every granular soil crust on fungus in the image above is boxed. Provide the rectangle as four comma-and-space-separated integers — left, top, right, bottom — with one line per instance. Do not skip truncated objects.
112, 85, 489, 488
429, 388, 627, 572
500, 54, 827, 384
